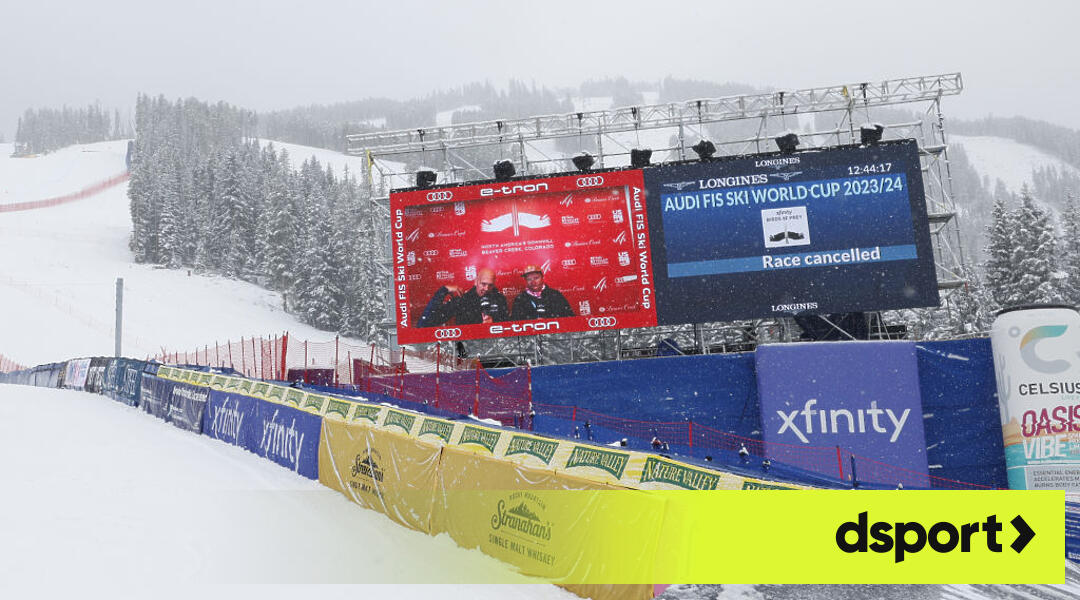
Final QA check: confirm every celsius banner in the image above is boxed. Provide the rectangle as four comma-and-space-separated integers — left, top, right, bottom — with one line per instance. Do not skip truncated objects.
991, 305, 1080, 490
391, 170, 656, 344
644, 140, 939, 323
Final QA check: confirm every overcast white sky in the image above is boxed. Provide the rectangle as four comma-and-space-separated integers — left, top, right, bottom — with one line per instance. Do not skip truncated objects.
3, 0, 1079, 139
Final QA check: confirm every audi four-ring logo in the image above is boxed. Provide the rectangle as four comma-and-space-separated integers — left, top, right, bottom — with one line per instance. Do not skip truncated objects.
576, 176, 604, 188
588, 317, 617, 328
426, 191, 453, 201
434, 328, 462, 339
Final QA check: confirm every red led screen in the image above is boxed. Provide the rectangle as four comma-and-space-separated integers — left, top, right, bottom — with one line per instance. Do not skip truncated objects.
391, 170, 656, 344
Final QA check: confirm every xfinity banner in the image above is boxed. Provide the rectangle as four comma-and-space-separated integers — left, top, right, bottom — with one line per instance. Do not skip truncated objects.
257, 401, 321, 479
991, 305, 1080, 490
391, 169, 657, 344
644, 140, 939, 323
756, 341, 929, 487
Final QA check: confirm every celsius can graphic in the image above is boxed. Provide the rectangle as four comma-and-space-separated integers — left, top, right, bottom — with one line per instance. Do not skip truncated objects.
991, 304, 1080, 490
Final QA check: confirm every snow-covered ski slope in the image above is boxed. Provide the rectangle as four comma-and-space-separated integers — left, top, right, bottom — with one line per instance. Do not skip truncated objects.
0, 384, 574, 596
951, 135, 1080, 194
0, 141, 366, 367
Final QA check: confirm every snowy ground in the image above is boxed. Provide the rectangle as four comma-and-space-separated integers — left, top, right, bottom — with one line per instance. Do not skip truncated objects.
0, 142, 127, 206
0, 140, 370, 367
0, 383, 577, 597
951, 135, 1080, 195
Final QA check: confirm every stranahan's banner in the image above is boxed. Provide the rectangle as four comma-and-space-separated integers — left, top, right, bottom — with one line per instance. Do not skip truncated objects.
430, 444, 660, 598
992, 305, 1080, 490
391, 169, 656, 344
319, 419, 441, 532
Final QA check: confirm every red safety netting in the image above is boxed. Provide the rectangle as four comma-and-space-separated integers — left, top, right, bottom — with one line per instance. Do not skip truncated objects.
0, 353, 28, 373
840, 452, 995, 490
153, 333, 461, 385
0, 171, 129, 213
358, 363, 532, 427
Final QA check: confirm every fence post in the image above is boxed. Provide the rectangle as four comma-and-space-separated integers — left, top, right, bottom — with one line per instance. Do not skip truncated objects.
303, 340, 308, 383
836, 446, 845, 481
280, 332, 289, 381
346, 350, 352, 385
334, 336, 340, 388
241, 337, 247, 376
688, 420, 694, 451
252, 337, 258, 378
214, 342, 220, 367
435, 343, 441, 409
850, 454, 858, 488
572, 406, 577, 421
228, 340, 234, 369
270, 336, 277, 380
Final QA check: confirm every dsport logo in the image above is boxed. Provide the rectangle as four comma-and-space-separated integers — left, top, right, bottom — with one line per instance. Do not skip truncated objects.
588, 317, 617, 328
426, 190, 453, 201
576, 176, 604, 188
1014, 325, 1071, 374
434, 328, 462, 339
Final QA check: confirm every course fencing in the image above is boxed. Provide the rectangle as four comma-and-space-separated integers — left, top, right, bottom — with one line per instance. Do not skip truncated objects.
0, 171, 130, 213
0, 354, 27, 373
533, 401, 994, 490
152, 333, 460, 384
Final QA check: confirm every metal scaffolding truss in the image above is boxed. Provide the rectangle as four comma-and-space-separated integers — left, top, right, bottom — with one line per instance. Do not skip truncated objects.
349, 72, 967, 364
347, 73, 961, 156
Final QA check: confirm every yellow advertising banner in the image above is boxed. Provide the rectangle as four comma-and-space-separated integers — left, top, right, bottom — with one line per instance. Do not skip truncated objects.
319, 418, 441, 533
430, 445, 666, 590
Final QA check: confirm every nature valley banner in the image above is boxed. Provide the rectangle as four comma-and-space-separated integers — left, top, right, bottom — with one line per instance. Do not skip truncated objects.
430, 445, 664, 584
499, 433, 563, 470
552, 442, 647, 487
319, 419, 440, 533
452, 424, 504, 455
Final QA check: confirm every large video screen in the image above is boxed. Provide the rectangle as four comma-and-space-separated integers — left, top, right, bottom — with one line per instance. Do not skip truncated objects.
644, 139, 939, 324
391, 170, 657, 344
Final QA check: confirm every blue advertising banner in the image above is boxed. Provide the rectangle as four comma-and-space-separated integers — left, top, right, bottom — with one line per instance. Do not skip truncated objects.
113, 359, 144, 407
756, 341, 929, 487
166, 381, 209, 433
255, 400, 321, 479
643, 140, 938, 323
203, 390, 260, 449
140, 375, 171, 420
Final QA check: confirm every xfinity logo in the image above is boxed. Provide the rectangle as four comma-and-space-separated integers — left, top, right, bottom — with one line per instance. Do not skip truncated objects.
776, 399, 911, 444
434, 328, 462, 339
588, 317, 617, 328
576, 176, 604, 188
426, 190, 453, 201
489, 321, 560, 334
480, 182, 549, 197
260, 412, 306, 472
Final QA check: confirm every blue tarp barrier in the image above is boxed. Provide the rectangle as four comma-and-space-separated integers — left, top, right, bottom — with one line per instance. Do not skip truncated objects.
524, 352, 761, 438
917, 338, 1007, 489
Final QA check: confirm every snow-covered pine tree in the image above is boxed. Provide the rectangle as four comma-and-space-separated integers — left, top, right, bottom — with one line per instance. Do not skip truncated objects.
985, 194, 1020, 308
1013, 186, 1063, 304
1059, 193, 1080, 306
263, 148, 297, 294
156, 145, 185, 269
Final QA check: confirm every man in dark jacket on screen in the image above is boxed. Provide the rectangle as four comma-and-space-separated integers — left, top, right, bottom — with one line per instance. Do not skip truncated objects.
510, 264, 575, 320
417, 267, 509, 327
